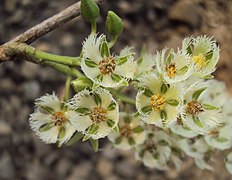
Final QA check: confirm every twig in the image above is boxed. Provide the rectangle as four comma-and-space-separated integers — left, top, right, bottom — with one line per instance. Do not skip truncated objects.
5, 0, 104, 45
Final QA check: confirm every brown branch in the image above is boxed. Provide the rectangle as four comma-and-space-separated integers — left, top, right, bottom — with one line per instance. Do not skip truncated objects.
4, 0, 104, 45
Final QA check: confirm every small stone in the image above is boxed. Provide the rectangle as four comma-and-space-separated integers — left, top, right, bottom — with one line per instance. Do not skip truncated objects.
97, 158, 113, 177
67, 162, 92, 180
0, 152, 15, 179
20, 62, 39, 79
21, 81, 40, 101
55, 158, 72, 177
0, 121, 12, 135
168, 1, 202, 28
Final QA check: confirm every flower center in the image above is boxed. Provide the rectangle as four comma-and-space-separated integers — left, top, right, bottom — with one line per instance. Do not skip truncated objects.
150, 94, 166, 111
51, 111, 67, 126
192, 53, 206, 70
166, 63, 177, 78
120, 125, 132, 137
145, 142, 157, 153
90, 106, 107, 123
98, 57, 116, 75
186, 100, 204, 115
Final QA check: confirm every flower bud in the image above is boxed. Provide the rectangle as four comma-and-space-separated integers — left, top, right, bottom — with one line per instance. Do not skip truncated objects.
71, 77, 93, 92
81, 0, 100, 23
106, 11, 123, 37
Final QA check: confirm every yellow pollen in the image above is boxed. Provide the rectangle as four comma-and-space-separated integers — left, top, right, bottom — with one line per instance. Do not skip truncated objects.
186, 101, 204, 115
90, 106, 107, 123
120, 125, 132, 137
192, 53, 206, 70
51, 111, 67, 126
166, 63, 177, 78
98, 57, 116, 75
150, 94, 166, 111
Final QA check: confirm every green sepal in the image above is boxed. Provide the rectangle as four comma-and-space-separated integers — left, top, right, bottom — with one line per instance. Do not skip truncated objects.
39, 123, 53, 132
192, 88, 207, 100
132, 126, 144, 133
113, 125, 119, 133
205, 51, 213, 60
192, 116, 203, 128
115, 136, 122, 144
85, 59, 98, 68
71, 77, 93, 92
96, 74, 103, 82
40, 106, 54, 114
139, 150, 145, 158
186, 45, 193, 55
80, 0, 100, 23
117, 56, 128, 65
58, 127, 66, 147
160, 83, 169, 94
143, 88, 153, 97
177, 66, 188, 75
100, 37, 110, 57
87, 124, 99, 135
128, 137, 135, 145
89, 138, 99, 152
166, 50, 174, 65
216, 137, 228, 143
124, 115, 131, 124
203, 74, 214, 79
82, 134, 91, 141
160, 110, 167, 127
111, 74, 123, 83
67, 132, 84, 146
107, 119, 115, 128
141, 106, 152, 114
106, 11, 123, 37
202, 104, 219, 110
159, 139, 169, 146
107, 101, 117, 111
75, 107, 91, 115
93, 93, 102, 105
166, 99, 179, 106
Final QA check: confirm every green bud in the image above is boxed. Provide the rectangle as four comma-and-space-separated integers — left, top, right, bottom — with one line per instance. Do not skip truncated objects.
71, 77, 93, 92
106, 11, 123, 37
81, 0, 100, 23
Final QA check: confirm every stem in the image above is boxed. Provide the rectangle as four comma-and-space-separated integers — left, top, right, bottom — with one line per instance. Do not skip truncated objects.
64, 76, 72, 101
43, 61, 75, 76
109, 35, 118, 48
91, 21, 97, 34
109, 88, 135, 105
71, 68, 84, 77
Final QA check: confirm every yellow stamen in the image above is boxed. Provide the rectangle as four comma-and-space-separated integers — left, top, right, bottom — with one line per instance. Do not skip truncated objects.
98, 57, 116, 75
192, 53, 206, 70
120, 125, 132, 137
90, 106, 107, 123
166, 63, 177, 78
150, 94, 166, 111
51, 111, 67, 126
186, 100, 204, 115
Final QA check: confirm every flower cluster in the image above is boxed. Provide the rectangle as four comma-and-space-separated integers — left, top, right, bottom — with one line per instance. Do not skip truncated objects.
27, 1, 232, 174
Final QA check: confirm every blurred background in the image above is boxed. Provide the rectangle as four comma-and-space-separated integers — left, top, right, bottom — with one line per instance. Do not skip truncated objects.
0, 0, 232, 179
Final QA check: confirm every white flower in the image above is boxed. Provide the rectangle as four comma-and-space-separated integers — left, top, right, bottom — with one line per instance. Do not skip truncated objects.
171, 122, 199, 138
81, 34, 137, 87
182, 35, 220, 78
204, 123, 232, 150
29, 94, 76, 146
225, 152, 232, 174
156, 48, 193, 84
181, 81, 223, 134
222, 99, 232, 125
195, 158, 213, 171
135, 130, 171, 170
69, 88, 119, 139
136, 73, 183, 128
135, 53, 156, 76
108, 113, 146, 150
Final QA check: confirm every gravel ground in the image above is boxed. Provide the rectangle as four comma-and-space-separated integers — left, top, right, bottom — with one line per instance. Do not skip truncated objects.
0, 0, 232, 179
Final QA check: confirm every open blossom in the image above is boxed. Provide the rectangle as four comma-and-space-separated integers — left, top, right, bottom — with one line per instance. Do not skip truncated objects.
68, 88, 119, 139
156, 48, 193, 84
29, 94, 76, 146
81, 34, 137, 87
135, 53, 156, 76
108, 113, 146, 150
182, 35, 220, 78
170, 121, 199, 138
136, 73, 183, 128
181, 81, 223, 134
135, 130, 172, 170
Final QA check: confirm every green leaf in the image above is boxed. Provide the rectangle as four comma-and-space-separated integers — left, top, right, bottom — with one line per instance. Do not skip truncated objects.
75, 107, 91, 115
80, 0, 100, 23
160, 83, 169, 94
85, 59, 98, 68
128, 137, 135, 145
117, 56, 128, 65
93, 93, 102, 105
202, 104, 219, 110
141, 106, 152, 114
71, 77, 93, 92
100, 37, 110, 57
124, 115, 131, 124
115, 136, 122, 144
39, 123, 53, 132
111, 74, 122, 82
217, 137, 228, 143
166, 99, 179, 106
107, 101, 117, 111
143, 88, 154, 97
89, 138, 99, 152
107, 119, 115, 128
132, 126, 144, 133
177, 66, 188, 75
192, 116, 203, 128
192, 88, 207, 100
106, 11, 123, 37
67, 132, 84, 146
